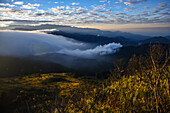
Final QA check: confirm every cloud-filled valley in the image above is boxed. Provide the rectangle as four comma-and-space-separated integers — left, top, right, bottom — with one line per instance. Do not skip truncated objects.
0, 31, 122, 58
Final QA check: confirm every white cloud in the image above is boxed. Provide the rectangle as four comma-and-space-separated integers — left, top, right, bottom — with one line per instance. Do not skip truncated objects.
33, 3, 40, 7
66, 6, 71, 9
54, 2, 58, 4
72, 2, 79, 5
50, 6, 65, 13
0, 21, 14, 27
57, 42, 122, 57
0, 7, 13, 12
21, 3, 40, 9
124, 2, 131, 5
35, 9, 45, 13
14, 1, 23, 5
0, 3, 15, 7
50, 8, 62, 13
124, 0, 147, 5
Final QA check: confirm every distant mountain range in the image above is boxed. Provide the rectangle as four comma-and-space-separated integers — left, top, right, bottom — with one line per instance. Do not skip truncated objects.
49, 31, 170, 46
11, 24, 150, 40
48, 31, 137, 46
10, 24, 170, 42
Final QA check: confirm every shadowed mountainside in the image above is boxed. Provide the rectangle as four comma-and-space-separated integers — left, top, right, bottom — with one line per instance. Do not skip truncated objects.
1, 44, 169, 77
48, 31, 137, 46
138, 36, 170, 45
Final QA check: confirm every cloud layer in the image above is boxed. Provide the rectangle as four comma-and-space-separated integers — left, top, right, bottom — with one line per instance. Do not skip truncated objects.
55, 42, 122, 57
0, 31, 122, 58
0, 0, 169, 26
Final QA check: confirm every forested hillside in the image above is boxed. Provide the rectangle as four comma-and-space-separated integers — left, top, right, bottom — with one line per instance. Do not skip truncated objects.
0, 44, 169, 113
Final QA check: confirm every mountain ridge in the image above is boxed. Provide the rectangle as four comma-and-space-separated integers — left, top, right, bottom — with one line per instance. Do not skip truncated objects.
9, 24, 150, 40
138, 36, 170, 45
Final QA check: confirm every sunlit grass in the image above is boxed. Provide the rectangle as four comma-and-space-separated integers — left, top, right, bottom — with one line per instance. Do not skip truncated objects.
0, 73, 80, 95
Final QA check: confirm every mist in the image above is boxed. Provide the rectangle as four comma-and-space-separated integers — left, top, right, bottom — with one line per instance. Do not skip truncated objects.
0, 31, 85, 57
56, 42, 122, 57
0, 31, 122, 58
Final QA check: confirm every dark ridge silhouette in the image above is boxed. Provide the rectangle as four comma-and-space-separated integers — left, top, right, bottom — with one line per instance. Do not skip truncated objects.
0, 56, 71, 77
49, 31, 137, 46
138, 36, 170, 45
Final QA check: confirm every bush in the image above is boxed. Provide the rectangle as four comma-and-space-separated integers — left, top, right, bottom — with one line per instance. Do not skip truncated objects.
8, 44, 169, 113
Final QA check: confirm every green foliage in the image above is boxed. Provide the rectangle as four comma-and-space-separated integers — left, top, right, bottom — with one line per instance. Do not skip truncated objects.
66, 44, 170, 113
0, 44, 169, 113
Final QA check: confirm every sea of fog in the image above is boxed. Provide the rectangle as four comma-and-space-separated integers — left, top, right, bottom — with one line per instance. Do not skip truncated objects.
0, 31, 122, 58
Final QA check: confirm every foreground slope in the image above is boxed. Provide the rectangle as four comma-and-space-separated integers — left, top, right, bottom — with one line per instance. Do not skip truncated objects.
0, 44, 169, 113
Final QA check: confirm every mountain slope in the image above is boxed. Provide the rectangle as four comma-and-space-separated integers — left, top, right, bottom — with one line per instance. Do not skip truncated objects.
138, 36, 170, 45
0, 56, 71, 77
49, 31, 137, 46
165, 36, 170, 40
11, 24, 150, 40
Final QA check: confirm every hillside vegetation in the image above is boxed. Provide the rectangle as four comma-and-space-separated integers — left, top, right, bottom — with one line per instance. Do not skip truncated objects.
0, 44, 169, 113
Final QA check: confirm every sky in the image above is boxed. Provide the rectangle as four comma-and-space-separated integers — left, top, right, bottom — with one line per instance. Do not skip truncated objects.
0, 0, 170, 36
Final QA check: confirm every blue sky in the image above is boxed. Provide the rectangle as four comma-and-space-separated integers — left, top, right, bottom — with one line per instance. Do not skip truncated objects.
0, 0, 170, 35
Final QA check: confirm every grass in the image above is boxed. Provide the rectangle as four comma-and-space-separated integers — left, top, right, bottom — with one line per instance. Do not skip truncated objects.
0, 44, 169, 113
0, 73, 80, 94
0, 68, 169, 113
